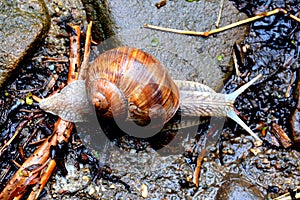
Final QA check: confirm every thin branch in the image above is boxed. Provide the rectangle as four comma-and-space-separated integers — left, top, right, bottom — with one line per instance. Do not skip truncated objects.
79, 21, 93, 80
215, 0, 224, 28
144, 8, 299, 37
0, 120, 29, 157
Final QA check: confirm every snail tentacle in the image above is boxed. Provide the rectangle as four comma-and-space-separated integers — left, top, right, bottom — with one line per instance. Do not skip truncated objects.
225, 74, 262, 102
227, 110, 262, 146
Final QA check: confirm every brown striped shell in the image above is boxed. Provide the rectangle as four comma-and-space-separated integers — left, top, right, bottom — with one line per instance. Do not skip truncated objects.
86, 47, 180, 127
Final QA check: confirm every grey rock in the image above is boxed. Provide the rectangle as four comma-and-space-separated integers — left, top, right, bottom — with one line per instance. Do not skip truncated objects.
0, 0, 50, 88
216, 176, 264, 200
83, 0, 248, 90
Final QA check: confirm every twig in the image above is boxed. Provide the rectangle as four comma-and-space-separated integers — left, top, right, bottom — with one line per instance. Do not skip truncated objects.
0, 132, 58, 200
193, 147, 206, 187
271, 123, 292, 148
67, 25, 81, 82
42, 57, 69, 63
32, 95, 42, 103
289, 14, 300, 23
37, 160, 57, 191
192, 126, 220, 186
155, 0, 167, 9
12, 160, 22, 168
232, 48, 241, 77
79, 21, 93, 80
0, 120, 29, 158
18, 144, 26, 162
273, 187, 300, 200
144, 8, 299, 37
215, 0, 224, 28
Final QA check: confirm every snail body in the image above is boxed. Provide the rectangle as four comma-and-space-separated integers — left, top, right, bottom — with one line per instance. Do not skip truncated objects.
40, 46, 262, 144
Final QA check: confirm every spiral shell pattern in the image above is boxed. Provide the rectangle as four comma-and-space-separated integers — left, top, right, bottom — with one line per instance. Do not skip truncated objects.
86, 47, 180, 127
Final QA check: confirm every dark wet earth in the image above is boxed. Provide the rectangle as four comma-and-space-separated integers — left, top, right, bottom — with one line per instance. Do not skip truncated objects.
0, 0, 300, 199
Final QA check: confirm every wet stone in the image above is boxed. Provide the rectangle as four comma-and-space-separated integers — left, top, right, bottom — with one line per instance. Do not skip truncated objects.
85, 0, 248, 90
215, 176, 264, 200
0, 0, 50, 88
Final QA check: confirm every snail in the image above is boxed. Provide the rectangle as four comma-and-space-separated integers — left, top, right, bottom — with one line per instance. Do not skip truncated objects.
39, 46, 262, 145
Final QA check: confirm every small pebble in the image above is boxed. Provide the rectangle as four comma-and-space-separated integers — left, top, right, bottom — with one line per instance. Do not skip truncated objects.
262, 158, 269, 164
250, 147, 261, 155
48, 64, 55, 71
227, 148, 235, 155
101, 185, 107, 192
141, 183, 148, 198
130, 149, 137, 154
82, 175, 90, 182
55, 7, 60, 13
83, 168, 90, 173
89, 187, 96, 195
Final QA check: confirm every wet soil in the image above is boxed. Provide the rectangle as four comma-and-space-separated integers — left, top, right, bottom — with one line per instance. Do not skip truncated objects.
0, 0, 299, 199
